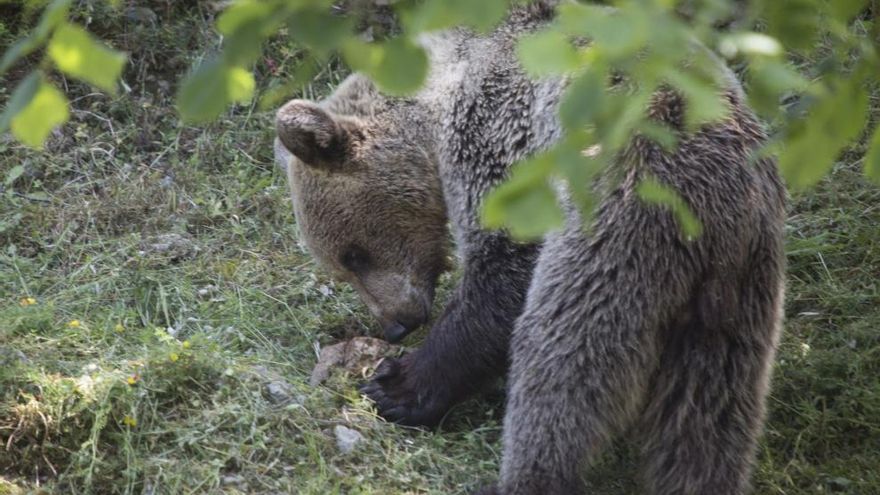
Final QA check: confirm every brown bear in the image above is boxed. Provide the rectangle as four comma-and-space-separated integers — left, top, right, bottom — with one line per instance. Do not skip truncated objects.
274, 2, 786, 494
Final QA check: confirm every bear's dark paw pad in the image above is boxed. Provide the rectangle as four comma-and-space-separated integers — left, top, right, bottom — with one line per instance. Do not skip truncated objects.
358, 356, 449, 427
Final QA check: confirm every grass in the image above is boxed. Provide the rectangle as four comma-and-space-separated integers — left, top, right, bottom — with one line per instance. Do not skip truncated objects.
1, 2, 879, 494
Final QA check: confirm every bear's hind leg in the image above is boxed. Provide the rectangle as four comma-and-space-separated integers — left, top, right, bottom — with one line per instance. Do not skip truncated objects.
637, 275, 784, 495
495, 203, 700, 495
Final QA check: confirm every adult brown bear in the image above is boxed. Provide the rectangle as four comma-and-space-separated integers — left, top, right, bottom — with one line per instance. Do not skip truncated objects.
274, 2, 786, 493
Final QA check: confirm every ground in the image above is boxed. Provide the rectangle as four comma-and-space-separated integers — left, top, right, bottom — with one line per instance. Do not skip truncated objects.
1, 3, 878, 494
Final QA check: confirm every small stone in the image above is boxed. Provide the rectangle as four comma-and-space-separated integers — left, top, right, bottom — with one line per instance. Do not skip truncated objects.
197, 285, 217, 298
266, 381, 301, 405
334, 425, 363, 454
139, 233, 199, 260
0, 347, 29, 367
251, 366, 304, 406
220, 474, 245, 486
124, 6, 158, 24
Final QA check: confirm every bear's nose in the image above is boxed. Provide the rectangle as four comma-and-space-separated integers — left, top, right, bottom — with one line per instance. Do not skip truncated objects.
384, 321, 410, 343
383, 314, 426, 343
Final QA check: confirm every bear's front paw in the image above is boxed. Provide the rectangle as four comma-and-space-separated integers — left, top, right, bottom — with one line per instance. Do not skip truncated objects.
359, 354, 452, 427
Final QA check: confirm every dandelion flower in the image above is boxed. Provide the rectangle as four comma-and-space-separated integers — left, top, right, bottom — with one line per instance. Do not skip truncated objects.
182, 340, 191, 349
126, 375, 138, 386
68, 320, 81, 328
169, 352, 179, 362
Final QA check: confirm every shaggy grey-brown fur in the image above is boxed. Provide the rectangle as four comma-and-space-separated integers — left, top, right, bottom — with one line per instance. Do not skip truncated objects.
274, 2, 786, 493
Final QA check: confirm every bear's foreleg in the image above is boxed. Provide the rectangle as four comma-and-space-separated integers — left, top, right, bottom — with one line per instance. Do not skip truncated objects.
361, 232, 539, 427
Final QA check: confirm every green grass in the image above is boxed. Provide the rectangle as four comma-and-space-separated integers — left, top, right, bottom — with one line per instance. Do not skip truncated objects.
1, 3, 879, 494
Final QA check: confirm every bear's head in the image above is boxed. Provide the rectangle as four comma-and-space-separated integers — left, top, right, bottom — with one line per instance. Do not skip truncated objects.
275, 90, 448, 343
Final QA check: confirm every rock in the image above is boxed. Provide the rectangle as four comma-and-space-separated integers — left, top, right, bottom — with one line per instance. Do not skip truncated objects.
124, 6, 158, 24
138, 233, 199, 261
334, 425, 363, 454
220, 474, 245, 486
251, 366, 304, 406
197, 285, 217, 298
0, 347, 29, 367
309, 337, 398, 386
266, 380, 302, 406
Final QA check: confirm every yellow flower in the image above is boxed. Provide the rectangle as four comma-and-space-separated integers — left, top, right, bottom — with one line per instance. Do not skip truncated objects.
114, 323, 125, 333
68, 320, 81, 328
19, 297, 37, 307
123, 416, 137, 427
169, 352, 179, 362
126, 375, 138, 386
182, 341, 191, 349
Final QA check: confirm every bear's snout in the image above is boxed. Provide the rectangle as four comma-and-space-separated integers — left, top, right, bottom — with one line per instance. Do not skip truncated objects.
382, 311, 428, 343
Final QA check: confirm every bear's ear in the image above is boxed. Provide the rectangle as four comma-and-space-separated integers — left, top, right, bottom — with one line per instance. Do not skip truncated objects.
275, 100, 350, 170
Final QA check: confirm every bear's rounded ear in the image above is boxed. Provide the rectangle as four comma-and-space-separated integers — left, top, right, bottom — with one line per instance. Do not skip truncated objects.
275, 100, 349, 170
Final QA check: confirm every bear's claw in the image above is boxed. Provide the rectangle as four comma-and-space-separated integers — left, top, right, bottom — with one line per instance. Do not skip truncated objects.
359, 355, 451, 427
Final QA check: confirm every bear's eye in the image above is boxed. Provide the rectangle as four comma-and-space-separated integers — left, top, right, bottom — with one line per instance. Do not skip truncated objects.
340, 245, 371, 273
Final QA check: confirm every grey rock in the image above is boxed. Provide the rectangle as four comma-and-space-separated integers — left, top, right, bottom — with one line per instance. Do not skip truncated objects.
334, 425, 363, 454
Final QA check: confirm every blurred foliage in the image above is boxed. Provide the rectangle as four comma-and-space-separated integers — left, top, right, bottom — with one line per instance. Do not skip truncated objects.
1, 0, 879, 237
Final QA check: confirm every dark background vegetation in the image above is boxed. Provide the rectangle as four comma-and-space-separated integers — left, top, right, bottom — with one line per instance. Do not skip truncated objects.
1, 1, 878, 493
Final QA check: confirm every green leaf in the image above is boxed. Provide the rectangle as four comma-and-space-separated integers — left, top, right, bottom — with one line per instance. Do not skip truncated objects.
217, 1, 287, 65
0, 72, 40, 133
0, 38, 39, 78
10, 80, 70, 149
259, 55, 323, 110
342, 38, 428, 96
517, 30, 580, 78
34, 0, 74, 39
404, 0, 507, 33
827, 0, 868, 22
663, 68, 729, 127
481, 154, 563, 240
756, 0, 820, 51
780, 79, 869, 189
636, 179, 703, 239
226, 66, 255, 103
557, 3, 614, 36
559, 68, 606, 131
636, 121, 679, 152
455, 0, 507, 32
47, 23, 127, 94
557, 2, 647, 58
5, 165, 25, 186
288, 7, 353, 53
552, 137, 603, 216
216, 0, 274, 35
0, 0, 72, 77
177, 59, 255, 123
746, 58, 810, 117
864, 125, 880, 185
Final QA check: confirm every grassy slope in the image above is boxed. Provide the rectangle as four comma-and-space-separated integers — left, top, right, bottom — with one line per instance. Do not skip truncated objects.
1, 4, 878, 494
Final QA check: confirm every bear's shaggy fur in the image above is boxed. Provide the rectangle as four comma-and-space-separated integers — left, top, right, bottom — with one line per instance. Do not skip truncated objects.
274, 2, 786, 493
